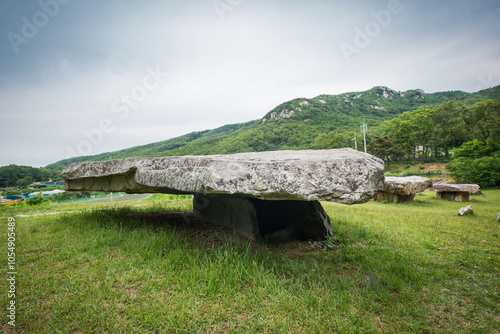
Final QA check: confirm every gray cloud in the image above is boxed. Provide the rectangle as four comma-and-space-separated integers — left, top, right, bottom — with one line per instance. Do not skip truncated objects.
1, 0, 499, 166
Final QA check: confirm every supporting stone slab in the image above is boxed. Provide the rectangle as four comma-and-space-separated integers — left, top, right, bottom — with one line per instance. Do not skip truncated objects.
440, 192, 456, 201
193, 193, 333, 243
454, 192, 470, 202
193, 193, 262, 242
435, 191, 470, 202
375, 192, 416, 203
397, 194, 416, 203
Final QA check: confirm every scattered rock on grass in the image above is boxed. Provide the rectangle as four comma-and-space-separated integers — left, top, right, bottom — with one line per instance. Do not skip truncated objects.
458, 205, 473, 216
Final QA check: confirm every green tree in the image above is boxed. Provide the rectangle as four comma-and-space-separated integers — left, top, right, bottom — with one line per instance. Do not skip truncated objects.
410, 107, 433, 157
468, 99, 500, 142
367, 136, 404, 169
428, 102, 468, 157
16, 176, 34, 188
313, 131, 354, 150
0, 164, 61, 187
368, 136, 403, 160
453, 139, 500, 158
383, 101, 472, 158
453, 140, 489, 157
381, 111, 415, 157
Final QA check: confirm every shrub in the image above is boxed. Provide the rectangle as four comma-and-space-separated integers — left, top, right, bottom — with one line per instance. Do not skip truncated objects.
453, 140, 487, 157
453, 139, 500, 158
26, 196, 48, 206
446, 156, 500, 188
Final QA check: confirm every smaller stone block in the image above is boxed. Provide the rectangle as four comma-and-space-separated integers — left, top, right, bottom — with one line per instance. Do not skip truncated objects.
458, 205, 473, 216
430, 184, 479, 202
375, 176, 431, 203
430, 184, 480, 193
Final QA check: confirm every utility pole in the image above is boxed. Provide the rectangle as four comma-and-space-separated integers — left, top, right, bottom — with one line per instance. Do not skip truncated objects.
360, 117, 368, 153
110, 155, 113, 203
350, 132, 357, 150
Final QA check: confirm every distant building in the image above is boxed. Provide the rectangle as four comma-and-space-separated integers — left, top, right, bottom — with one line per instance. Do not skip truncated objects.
27, 189, 64, 198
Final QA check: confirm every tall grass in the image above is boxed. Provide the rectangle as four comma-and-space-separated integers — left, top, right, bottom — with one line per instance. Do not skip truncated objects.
1, 191, 499, 333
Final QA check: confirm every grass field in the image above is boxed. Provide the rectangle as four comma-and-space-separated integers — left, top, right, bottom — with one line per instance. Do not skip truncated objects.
1, 191, 499, 333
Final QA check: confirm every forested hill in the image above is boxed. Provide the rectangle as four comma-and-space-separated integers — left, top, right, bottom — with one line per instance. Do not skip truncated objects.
45, 85, 500, 169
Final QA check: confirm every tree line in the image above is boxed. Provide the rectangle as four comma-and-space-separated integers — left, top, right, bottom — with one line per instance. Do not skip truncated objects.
368, 99, 500, 188
0, 165, 63, 188
377, 99, 500, 158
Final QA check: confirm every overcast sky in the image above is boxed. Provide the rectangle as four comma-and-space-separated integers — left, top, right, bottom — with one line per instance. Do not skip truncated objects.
1, 0, 499, 167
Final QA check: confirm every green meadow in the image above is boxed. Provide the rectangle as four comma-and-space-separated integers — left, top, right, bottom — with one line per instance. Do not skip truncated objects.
1, 191, 499, 333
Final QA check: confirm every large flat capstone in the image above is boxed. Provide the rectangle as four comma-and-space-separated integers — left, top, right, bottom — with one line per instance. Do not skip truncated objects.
61, 149, 385, 242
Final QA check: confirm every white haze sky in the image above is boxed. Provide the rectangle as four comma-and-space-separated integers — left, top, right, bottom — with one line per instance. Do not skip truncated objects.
1, 0, 499, 167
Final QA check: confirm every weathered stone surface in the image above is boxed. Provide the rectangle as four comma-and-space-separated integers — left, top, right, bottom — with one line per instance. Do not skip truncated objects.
458, 205, 473, 216
429, 184, 480, 202
382, 176, 432, 195
193, 193, 262, 242
375, 176, 432, 203
62, 148, 385, 204
440, 192, 457, 201
429, 184, 480, 193
193, 194, 333, 243
454, 192, 470, 202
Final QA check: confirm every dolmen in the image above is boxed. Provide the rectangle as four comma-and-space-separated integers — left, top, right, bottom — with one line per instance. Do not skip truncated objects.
61, 148, 385, 243
375, 176, 432, 203
429, 184, 480, 202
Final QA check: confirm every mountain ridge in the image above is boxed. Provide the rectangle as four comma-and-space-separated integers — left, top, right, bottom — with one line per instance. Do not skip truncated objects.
45, 85, 500, 169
